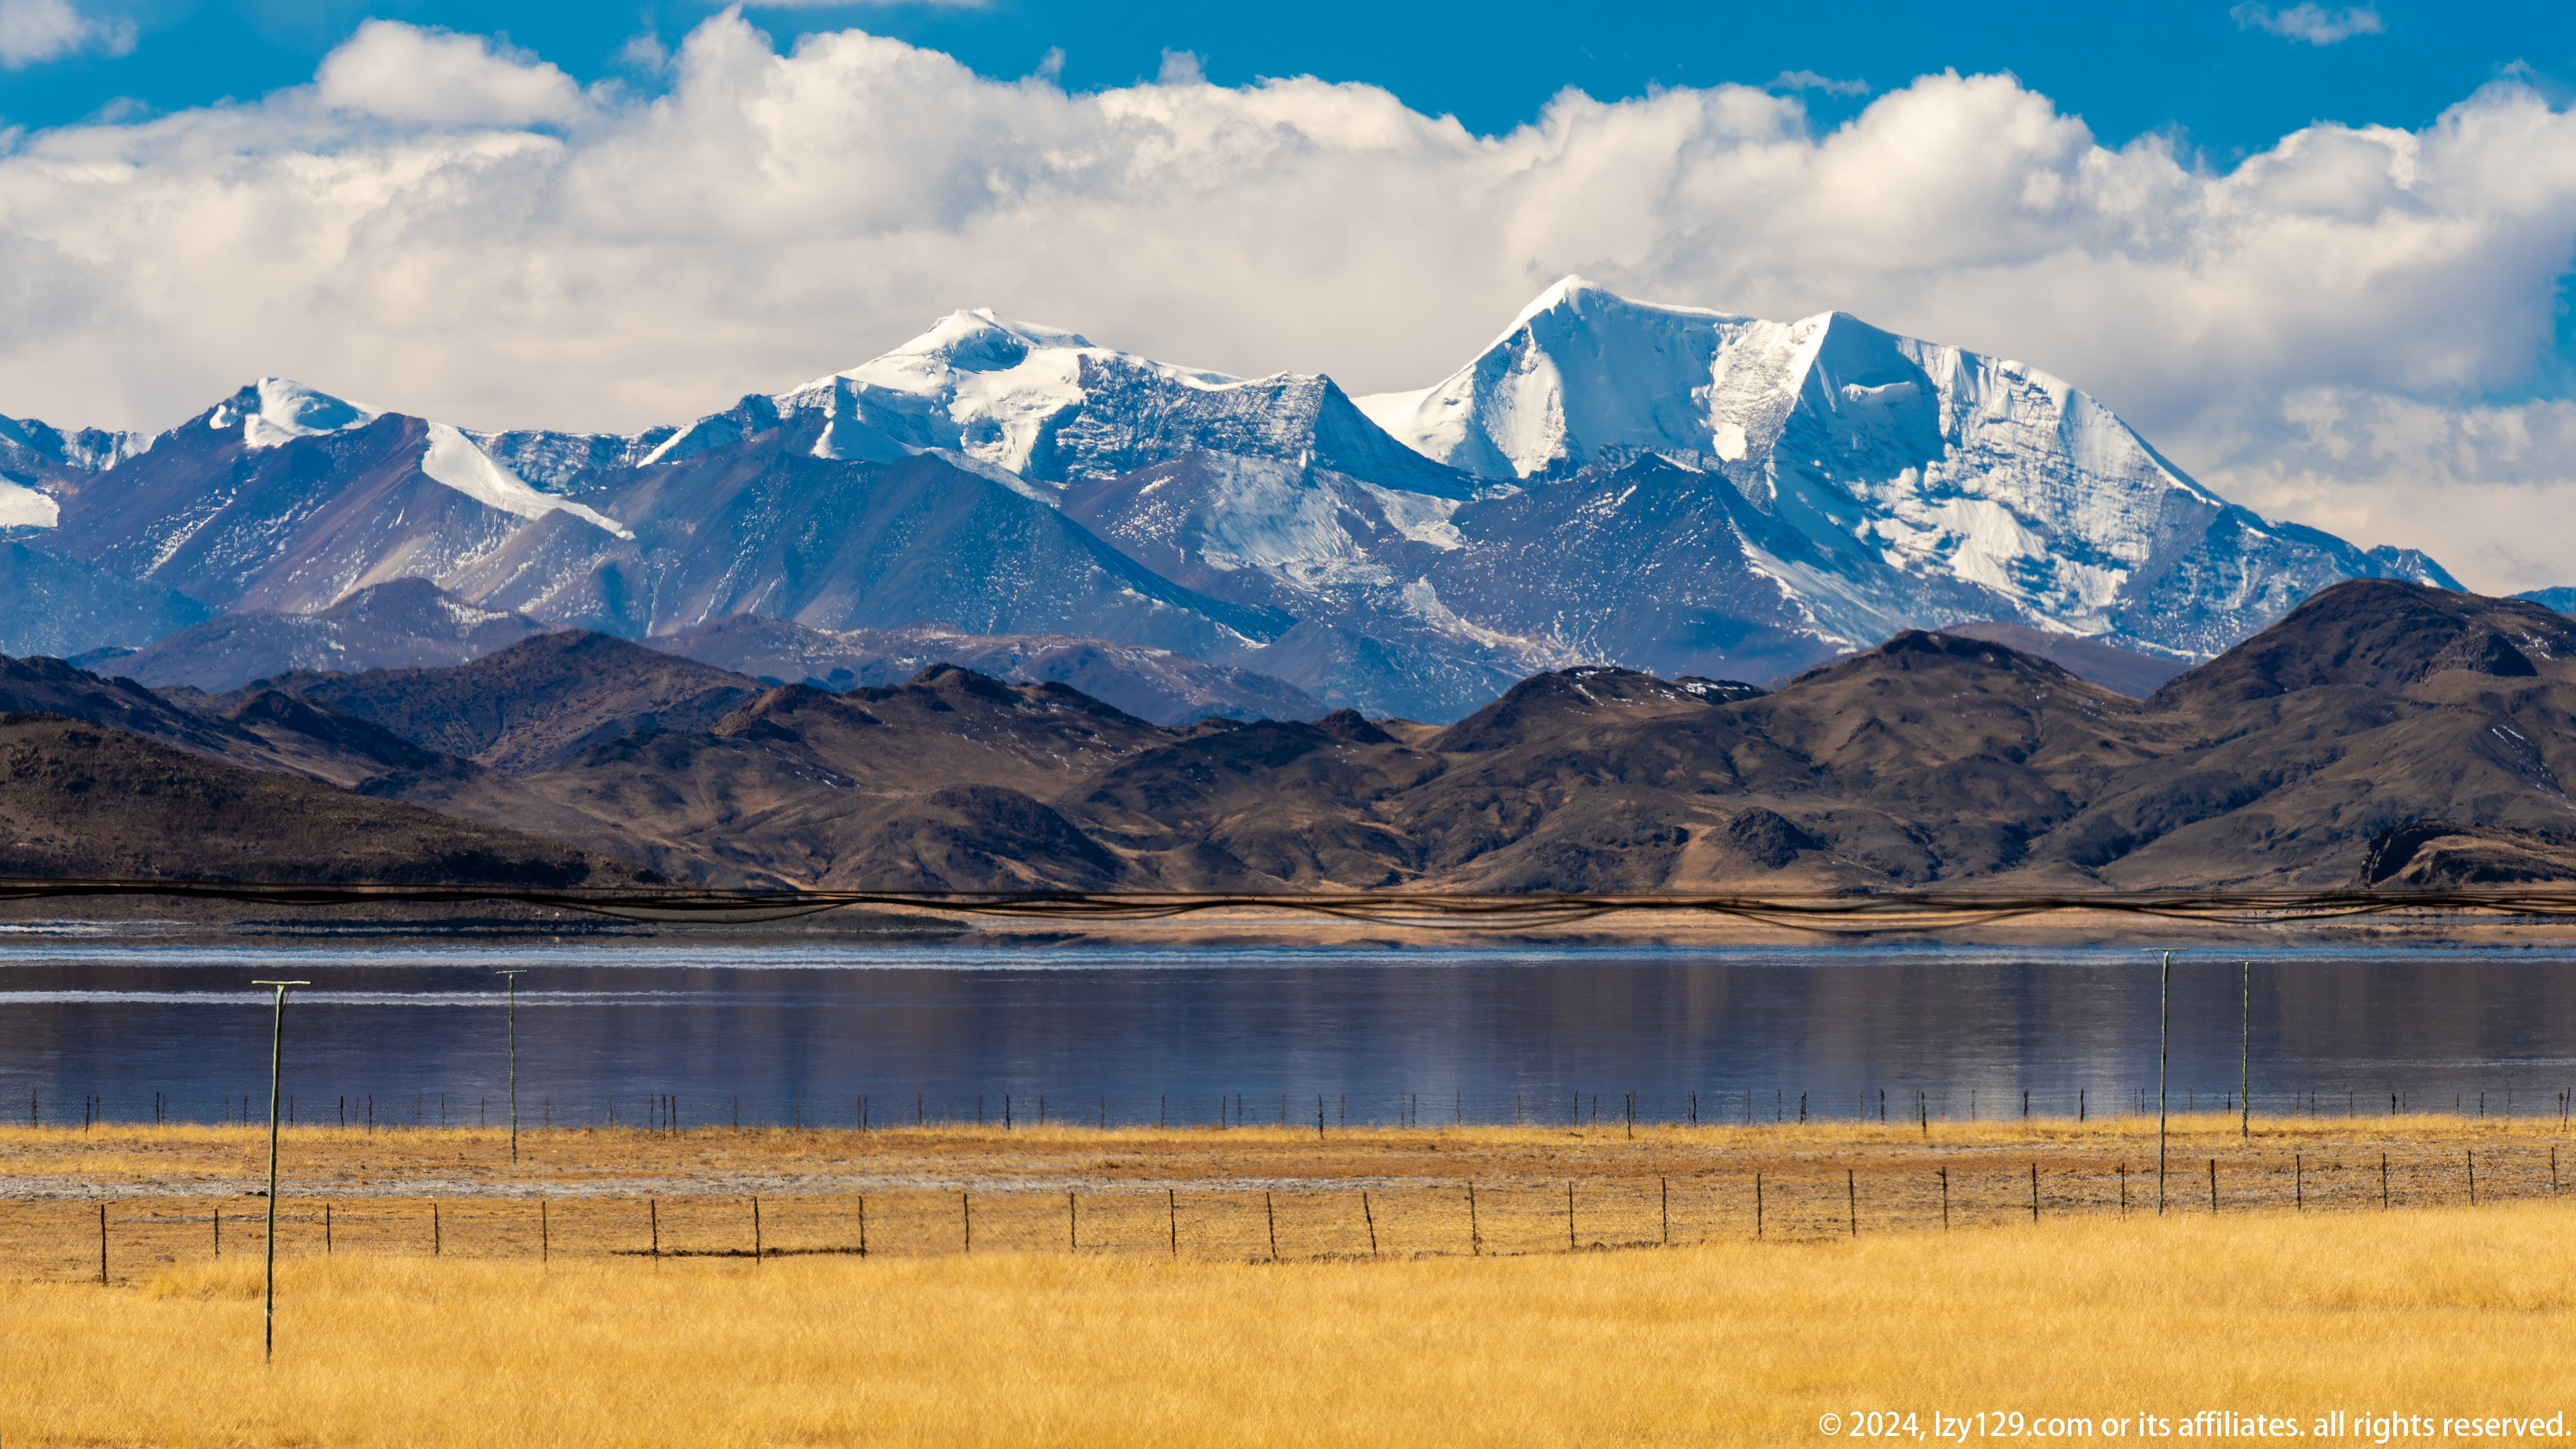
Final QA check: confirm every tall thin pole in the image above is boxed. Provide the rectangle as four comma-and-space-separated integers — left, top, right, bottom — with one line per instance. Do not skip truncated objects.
2240, 960, 2252, 1142
495, 971, 526, 1164
2144, 949, 2186, 1214
252, 979, 308, 1365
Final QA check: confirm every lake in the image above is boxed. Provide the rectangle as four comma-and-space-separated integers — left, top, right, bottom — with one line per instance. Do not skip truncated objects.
5, 937, 2574, 1129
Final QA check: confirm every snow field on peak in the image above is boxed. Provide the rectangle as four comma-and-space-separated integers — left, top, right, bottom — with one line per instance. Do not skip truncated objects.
212, 378, 384, 449
421, 423, 633, 538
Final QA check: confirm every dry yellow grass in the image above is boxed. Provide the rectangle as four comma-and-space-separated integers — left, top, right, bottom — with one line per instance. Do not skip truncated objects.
6, 1202, 2573, 1446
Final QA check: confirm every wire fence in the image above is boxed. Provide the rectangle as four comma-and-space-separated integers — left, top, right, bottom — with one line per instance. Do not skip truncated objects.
10, 1140, 2571, 1285
25, 1084, 2576, 1133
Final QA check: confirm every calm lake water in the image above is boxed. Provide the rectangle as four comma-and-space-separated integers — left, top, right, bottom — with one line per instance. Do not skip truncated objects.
5, 937, 2574, 1129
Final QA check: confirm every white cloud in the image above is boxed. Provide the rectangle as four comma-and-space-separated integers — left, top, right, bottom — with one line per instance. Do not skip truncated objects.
2231, 3, 2386, 46
1771, 70, 1870, 97
0, 0, 134, 68
2, 15, 2575, 590
315, 20, 586, 125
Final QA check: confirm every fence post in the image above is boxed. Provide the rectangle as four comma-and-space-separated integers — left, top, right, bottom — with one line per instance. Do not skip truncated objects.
859, 1195, 868, 1258
1848, 1170, 1857, 1237
1661, 1176, 1670, 1246
539, 1200, 547, 1264
98, 1202, 107, 1286
2467, 1149, 2476, 1207
1068, 1191, 1078, 1251
2381, 1153, 2389, 1210
1168, 1190, 1177, 1259
1468, 1184, 1480, 1255
1570, 1181, 1580, 1249
649, 1198, 658, 1257
1939, 1167, 1949, 1230
752, 1196, 762, 1262
2207, 1159, 2217, 1215
961, 1192, 970, 1253
2030, 1163, 2039, 1224
1753, 1174, 1761, 1239
1361, 1191, 1378, 1257
1264, 1191, 1278, 1262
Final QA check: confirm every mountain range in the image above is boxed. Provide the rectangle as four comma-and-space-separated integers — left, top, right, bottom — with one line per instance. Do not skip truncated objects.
0, 279, 2501, 722
6, 579, 2573, 894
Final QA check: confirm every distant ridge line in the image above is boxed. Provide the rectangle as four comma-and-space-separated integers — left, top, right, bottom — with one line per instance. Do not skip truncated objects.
4, 878, 2573, 935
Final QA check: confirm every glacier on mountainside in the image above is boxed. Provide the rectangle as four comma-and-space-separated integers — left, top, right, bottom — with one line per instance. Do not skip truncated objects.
642, 308, 1474, 497
1354, 277, 2456, 665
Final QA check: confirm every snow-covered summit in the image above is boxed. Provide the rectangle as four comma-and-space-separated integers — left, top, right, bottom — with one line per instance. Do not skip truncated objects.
195, 379, 628, 536
641, 307, 1474, 496
210, 378, 384, 449
1355, 277, 2267, 647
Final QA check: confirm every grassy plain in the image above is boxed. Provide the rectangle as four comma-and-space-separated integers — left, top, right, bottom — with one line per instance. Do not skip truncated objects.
6, 1119, 2574, 1445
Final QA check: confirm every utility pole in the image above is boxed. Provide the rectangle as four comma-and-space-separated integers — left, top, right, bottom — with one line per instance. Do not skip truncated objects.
495, 971, 527, 1164
2239, 960, 2252, 1142
2144, 950, 2187, 1214
252, 980, 310, 1364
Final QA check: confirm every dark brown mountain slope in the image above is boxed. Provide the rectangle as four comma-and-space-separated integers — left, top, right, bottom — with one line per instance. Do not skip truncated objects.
103, 578, 551, 692
652, 614, 1327, 726
2031, 581, 2576, 887
0, 712, 657, 884
20, 578, 2575, 895
1941, 621, 2191, 699
235, 630, 763, 775
1, 650, 449, 790
394, 666, 1181, 890
366, 582, 2576, 893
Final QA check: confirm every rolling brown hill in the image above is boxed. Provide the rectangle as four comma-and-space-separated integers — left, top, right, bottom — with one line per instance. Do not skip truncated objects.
650, 615, 1327, 726
224, 630, 763, 776
0, 712, 659, 885
11, 578, 2576, 893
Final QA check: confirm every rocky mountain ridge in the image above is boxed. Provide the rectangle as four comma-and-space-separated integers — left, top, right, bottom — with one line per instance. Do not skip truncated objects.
9, 578, 2570, 893
1, 282, 2496, 720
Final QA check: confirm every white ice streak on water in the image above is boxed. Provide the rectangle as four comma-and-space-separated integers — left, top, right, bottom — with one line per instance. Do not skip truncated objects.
421, 422, 633, 538
0, 990, 716, 1006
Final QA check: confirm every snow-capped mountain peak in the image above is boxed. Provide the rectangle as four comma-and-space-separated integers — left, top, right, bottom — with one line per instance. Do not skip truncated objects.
210, 378, 384, 450
640, 307, 1471, 497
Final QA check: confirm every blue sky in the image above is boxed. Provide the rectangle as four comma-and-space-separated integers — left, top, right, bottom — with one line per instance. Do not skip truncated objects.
5, 0, 2568, 159
5, 2, 2576, 589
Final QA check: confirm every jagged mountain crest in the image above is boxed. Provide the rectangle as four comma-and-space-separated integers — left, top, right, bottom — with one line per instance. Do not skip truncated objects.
0, 281, 2476, 722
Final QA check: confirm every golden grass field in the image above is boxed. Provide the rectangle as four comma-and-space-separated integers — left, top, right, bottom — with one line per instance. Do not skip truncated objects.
7, 1118, 2574, 1445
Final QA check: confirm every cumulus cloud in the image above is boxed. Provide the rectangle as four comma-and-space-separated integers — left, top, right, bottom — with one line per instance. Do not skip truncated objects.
315, 21, 586, 125
0, 0, 134, 67
2231, 3, 2385, 46
2, 14, 2574, 589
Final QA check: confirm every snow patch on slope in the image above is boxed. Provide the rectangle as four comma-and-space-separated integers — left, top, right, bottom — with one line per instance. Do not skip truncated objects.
0, 478, 60, 529
422, 423, 632, 538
